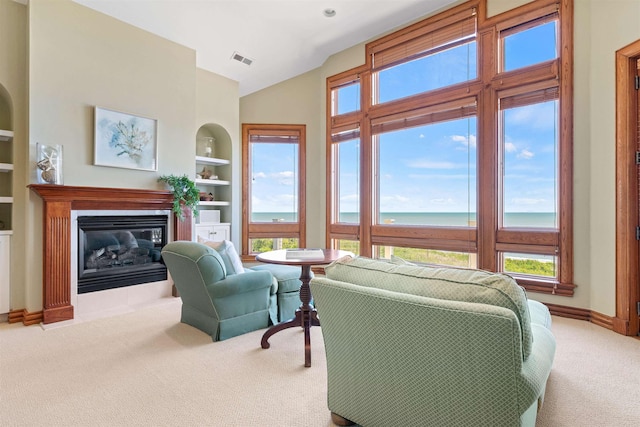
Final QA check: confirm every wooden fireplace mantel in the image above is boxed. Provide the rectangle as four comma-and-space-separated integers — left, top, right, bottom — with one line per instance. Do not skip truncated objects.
29, 184, 193, 324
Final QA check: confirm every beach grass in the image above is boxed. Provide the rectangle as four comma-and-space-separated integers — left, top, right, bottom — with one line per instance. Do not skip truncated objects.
338, 240, 555, 278
251, 238, 554, 278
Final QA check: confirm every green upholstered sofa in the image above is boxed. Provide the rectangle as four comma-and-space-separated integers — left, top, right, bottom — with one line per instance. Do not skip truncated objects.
310, 256, 556, 427
161, 241, 274, 341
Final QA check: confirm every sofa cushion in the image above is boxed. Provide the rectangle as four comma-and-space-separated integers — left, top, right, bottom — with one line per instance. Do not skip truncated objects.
198, 237, 245, 275
249, 264, 302, 293
528, 299, 552, 329
324, 256, 534, 359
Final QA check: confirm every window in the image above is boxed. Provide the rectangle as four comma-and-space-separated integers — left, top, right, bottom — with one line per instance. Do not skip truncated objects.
501, 17, 558, 72
249, 237, 300, 253
331, 127, 360, 224
377, 42, 477, 104
370, 7, 477, 104
375, 115, 477, 227
336, 239, 360, 255
334, 82, 360, 115
377, 246, 478, 269
500, 96, 558, 229
327, 71, 365, 250
326, 0, 574, 295
242, 124, 306, 258
502, 252, 557, 278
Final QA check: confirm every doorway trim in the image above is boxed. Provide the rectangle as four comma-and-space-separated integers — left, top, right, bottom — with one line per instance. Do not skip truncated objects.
614, 39, 640, 336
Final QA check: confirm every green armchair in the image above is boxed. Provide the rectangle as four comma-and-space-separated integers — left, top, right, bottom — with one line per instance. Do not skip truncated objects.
310, 256, 555, 427
161, 241, 273, 341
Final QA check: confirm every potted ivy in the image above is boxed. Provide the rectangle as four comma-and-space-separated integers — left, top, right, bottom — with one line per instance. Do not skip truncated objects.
158, 174, 200, 221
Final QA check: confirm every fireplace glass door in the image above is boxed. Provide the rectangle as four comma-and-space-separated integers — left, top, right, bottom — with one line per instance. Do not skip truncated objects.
77, 215, 168, 294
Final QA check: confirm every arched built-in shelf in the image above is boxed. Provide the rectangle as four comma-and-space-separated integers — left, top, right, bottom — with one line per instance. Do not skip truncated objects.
194, 124, 232, 243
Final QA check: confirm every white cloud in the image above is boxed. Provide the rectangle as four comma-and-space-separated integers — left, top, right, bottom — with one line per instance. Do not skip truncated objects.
252, 195, 263, 206
254, 170, 295, 185
504, 142, 517, 153
451, 134, 477, 148
430, 197, 455, 205
508, 102, 557, 130
275, 171, 294, 178
517, 149, 534, 159
253, 193, 297, 212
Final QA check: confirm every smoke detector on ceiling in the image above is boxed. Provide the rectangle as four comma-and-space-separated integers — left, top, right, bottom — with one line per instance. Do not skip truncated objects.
231, 51, 253, 66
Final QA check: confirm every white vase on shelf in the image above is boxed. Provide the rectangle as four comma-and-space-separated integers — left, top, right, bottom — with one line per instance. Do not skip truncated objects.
199, 136, 215, 157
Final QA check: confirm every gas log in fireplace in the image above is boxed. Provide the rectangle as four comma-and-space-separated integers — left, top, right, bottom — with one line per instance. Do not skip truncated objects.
77, 215, 168, 294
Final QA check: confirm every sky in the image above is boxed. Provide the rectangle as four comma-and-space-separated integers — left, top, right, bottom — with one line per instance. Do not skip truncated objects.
250, 20, 558, 221
250, 142, 299, 216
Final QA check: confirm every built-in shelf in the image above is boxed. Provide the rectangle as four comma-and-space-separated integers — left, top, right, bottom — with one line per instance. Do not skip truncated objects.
195, 178, 230, 186
195, 130, 232, 239
198, 200, 230, 207
0, 129, 13, 141
0, 125, 13, 315
195, 155, 230, 166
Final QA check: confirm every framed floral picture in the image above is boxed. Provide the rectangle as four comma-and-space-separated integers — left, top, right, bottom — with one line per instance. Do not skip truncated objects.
94, 106, 158, 171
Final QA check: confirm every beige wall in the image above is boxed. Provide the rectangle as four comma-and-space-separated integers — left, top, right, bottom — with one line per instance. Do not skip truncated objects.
23, 0, 196, 312
582, 0, 640, 315
0, 0, 239, 313
239, 68, 324, 247
486, 0, 533, 17
29, 0, 196, 188
0, 0, 27, 310
240, 0, 640, 316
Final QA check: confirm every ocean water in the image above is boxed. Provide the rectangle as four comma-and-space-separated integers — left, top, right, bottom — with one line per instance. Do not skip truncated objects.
252, 212, 556, 228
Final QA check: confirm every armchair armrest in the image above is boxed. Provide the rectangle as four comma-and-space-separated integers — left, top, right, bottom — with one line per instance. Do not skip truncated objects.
206, 270, 273, 298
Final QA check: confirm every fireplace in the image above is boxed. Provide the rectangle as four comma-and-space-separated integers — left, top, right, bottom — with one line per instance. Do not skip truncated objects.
28, 184, 194, 324
77, 215, 168, 294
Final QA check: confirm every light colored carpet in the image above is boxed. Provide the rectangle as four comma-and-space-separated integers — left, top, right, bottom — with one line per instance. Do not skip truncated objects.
535, 314, 640, 426
1, 298, 639, 426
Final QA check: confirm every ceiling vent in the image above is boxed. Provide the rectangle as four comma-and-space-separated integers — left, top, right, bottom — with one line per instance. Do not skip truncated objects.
231, 51, 253, 66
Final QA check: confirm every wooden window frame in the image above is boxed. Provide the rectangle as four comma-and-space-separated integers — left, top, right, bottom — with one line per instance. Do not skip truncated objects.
326, 67, 368, 250
241, 124, 306, 260
326, 0, 575, 296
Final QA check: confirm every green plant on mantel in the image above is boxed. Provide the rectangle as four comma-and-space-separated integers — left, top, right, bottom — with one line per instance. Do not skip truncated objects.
158, 174, 200, 221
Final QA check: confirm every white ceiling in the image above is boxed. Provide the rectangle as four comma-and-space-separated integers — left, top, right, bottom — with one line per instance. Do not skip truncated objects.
73, 0, 458, 96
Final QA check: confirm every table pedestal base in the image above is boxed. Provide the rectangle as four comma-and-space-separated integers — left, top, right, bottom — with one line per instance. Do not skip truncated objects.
261, 264, 318, 367
256, 250, 352, 367
261, 306, 320, 367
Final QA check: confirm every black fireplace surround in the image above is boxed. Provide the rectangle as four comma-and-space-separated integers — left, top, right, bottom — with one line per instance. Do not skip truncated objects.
77, 215, 168, 294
